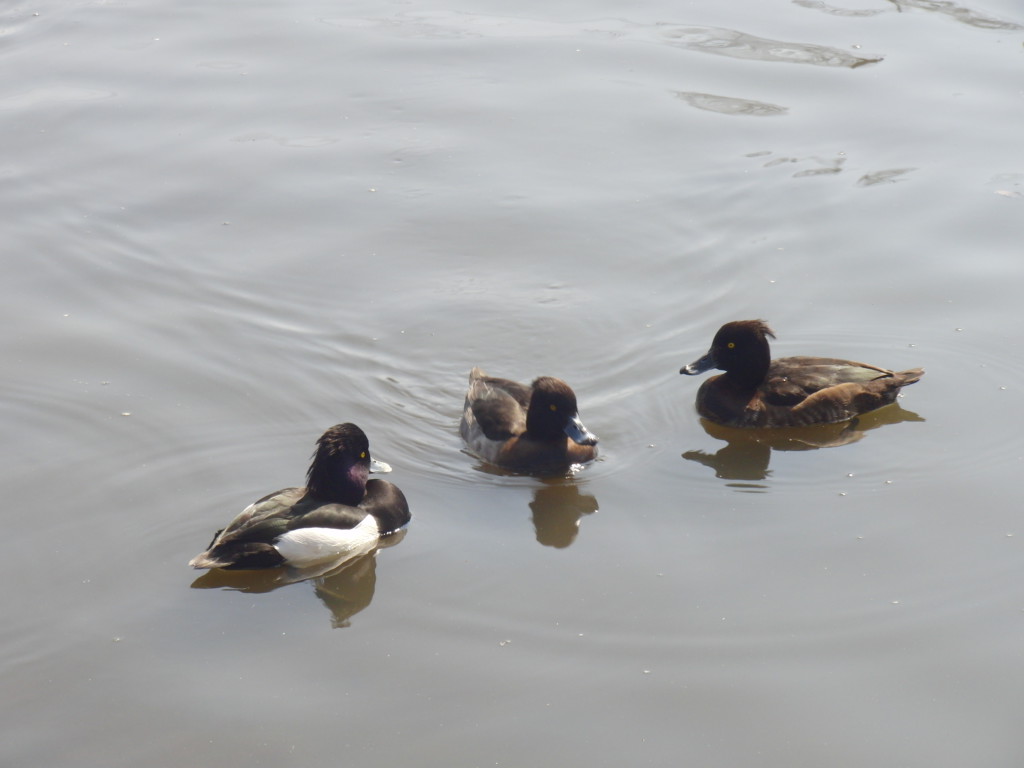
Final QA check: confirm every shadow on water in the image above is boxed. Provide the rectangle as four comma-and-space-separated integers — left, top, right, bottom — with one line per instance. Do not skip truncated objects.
189, 531, 407, 628
682, 404, 925, 490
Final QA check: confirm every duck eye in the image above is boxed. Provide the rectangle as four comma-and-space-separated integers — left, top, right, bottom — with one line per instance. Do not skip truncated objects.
360, 451, 367, 458
549, 404, 557, 412
727, 342, 736, 349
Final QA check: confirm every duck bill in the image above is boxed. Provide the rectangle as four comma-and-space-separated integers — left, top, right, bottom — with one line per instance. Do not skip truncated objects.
680, 351, 716, 376
564, 414, 599, 446
370, 458, 393, 474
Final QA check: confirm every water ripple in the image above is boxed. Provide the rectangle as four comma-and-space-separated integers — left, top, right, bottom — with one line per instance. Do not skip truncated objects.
660, 25, 883, 68
796, 0, 1024, 30
675, 91, 788, 117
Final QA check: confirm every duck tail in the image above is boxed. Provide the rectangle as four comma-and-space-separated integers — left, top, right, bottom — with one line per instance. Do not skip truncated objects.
189, 551, 231, 570
896, 368, 924, 386
189, 542, 285, 570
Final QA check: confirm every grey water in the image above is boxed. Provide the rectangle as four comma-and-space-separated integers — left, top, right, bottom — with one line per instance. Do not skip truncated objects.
4, 0, 1024, 765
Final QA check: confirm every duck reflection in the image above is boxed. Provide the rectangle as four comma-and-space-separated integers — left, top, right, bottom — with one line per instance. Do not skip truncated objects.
529, 481, 599, 548
683, 404, 924, 486
465, 460, 600, 547
190, 531, 406, 628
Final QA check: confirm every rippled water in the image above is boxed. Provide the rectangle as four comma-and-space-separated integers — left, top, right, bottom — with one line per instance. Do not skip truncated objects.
4, 0, 1024, 765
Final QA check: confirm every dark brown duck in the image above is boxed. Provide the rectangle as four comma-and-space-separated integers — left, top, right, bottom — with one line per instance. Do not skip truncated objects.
680, 320, 923, 428
460, 367, 599, 473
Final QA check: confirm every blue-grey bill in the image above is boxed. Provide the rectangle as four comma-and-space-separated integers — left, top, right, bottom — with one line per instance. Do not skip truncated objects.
681, 352, 716, 375
564, 414, 599, 446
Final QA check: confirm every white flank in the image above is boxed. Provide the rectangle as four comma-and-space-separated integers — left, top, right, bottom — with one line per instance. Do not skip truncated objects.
274, 516, 380, 568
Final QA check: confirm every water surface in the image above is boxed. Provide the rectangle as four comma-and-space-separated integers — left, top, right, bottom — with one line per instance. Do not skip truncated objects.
3, 0, 1024, 765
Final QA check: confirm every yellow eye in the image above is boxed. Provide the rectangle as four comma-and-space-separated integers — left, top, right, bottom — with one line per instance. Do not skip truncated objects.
360, 451, 367, 458
727, 342, 736, 349
549, 404, 557, 412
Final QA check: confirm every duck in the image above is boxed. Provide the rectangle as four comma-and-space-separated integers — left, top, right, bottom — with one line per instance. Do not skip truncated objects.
189, 423, 410, 570
460, 367, 599, 473
680, 320, 924, 428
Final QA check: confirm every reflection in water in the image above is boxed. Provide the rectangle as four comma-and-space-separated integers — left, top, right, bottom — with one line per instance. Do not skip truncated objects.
792, 0, 887, 16
857, 168, 916, 186
462, 457, 600, 547
661, 25, 882, 68
748, 151, 917, 185
683, 404, 925, 489
190, 532, 406, 628
891, 0, 1024, 31
675, 91, 788, 117
796, 0, 1024, 30
528, 482, 599, 548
